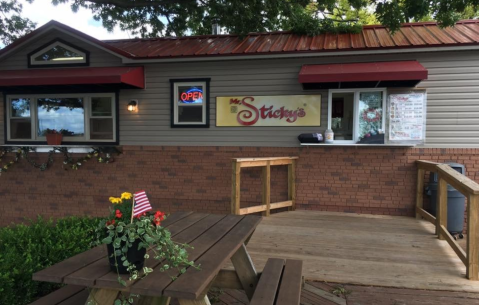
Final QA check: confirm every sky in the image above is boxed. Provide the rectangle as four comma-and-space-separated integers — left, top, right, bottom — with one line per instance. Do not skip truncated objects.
19, 0, 132, 41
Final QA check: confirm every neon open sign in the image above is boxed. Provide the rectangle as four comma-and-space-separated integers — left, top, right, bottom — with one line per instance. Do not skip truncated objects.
180, 87, 203, 104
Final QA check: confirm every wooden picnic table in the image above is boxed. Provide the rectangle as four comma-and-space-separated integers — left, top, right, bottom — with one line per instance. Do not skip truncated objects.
33, 211, 262, 305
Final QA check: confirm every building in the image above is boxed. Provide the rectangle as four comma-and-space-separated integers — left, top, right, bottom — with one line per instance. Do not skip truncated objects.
1, 20, 479, 225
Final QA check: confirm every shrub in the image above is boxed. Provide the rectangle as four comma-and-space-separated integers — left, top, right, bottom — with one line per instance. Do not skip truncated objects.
0, 216, 99, 305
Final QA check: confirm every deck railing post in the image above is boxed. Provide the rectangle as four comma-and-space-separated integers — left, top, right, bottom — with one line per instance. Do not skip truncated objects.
231, 160, 241, 215
288, 159, 296, 211
416, 168, 425, 219
262, 161, 271, 216
467, 194, 479, 280
437, 175, 448, 240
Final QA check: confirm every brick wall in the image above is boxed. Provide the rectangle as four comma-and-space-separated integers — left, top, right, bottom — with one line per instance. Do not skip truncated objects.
1, 146, 477, 227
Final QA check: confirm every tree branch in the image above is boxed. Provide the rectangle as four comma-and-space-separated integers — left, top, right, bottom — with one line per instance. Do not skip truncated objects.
82, 0, 196, 8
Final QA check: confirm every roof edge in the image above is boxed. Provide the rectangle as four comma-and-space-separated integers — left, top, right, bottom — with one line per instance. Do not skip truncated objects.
0, 20, 135, 60
101, 19, 479, 42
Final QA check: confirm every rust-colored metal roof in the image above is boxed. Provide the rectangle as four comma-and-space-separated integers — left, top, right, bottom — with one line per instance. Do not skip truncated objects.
103, 20, 479, 59
2, 20, 479, 62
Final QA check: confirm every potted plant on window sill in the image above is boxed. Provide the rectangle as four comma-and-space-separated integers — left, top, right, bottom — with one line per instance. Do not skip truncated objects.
94, 192, 197, 304
45, 129, 63, 145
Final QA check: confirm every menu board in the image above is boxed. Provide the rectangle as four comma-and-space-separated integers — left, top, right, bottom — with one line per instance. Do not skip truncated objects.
388, 92, 426, 143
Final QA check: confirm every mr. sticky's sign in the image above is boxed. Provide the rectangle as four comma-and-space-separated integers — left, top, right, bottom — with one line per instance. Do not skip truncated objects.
216, 95, 321, 127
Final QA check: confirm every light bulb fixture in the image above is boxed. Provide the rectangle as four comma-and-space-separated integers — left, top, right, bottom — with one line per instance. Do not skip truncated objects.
128, 100, 138, 112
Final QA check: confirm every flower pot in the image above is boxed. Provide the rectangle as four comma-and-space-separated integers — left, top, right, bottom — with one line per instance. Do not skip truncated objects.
46, 134, 63, 145
106, 239, 146, 274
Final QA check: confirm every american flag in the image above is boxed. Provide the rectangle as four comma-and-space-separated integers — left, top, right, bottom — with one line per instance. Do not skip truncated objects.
133, 191, 153, 217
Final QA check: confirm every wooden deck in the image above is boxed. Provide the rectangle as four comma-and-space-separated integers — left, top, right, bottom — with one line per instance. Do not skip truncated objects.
203, 281, 479, 305
225, 210, 479, 293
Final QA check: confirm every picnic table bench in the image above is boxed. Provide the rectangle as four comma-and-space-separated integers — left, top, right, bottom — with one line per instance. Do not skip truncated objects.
31, 211, 303, 305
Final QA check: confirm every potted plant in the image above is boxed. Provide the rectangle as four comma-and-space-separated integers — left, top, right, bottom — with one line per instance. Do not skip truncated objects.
94, 192, 196, 299
46, 129, 63, 145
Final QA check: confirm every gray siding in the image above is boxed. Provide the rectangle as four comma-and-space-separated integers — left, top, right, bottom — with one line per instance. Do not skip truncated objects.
0, 29, 122, 70
119, 50, 479, 148
0, 28, 479, 147
119, 61, 327, 147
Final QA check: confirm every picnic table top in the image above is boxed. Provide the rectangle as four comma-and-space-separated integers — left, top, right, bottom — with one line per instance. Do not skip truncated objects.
33, 211, 262, 300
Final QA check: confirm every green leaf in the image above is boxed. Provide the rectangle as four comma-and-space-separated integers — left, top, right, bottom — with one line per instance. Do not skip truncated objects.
118, 277, 127, 287
102, 236, 112, 244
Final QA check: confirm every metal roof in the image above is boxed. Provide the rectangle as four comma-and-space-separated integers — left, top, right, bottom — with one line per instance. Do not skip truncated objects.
103, 20, 479, 59
2, 20, 479, 62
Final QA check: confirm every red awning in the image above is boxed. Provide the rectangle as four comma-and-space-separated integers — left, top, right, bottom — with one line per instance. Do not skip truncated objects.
0, 66, 144, 89
299, 61, 428, 88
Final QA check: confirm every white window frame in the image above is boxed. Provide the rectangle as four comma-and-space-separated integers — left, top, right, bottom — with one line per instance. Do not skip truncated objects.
29, 41, 87, 66
328, 88, 386, 143
6, 93, 116, 143
173, 81, 207, 126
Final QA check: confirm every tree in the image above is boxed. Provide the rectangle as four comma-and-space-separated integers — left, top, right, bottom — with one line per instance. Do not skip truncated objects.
50, 0, 478, 37
6, 0, 479, 44
0, 0, 36, 45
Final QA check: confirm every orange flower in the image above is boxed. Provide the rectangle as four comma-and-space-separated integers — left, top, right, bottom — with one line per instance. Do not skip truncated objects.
154, 211, 165, 221
153, 211, 165, 227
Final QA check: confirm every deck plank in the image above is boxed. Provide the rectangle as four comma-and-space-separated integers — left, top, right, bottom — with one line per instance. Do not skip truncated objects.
229, 211, 479, 293
215, 281, 479, 305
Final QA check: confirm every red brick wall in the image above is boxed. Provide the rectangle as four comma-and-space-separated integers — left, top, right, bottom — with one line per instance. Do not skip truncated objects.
1, 146, 477, 227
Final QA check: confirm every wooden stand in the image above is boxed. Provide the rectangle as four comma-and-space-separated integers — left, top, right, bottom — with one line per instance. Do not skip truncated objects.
416, 160, 479, 280
231, 157, 298, 216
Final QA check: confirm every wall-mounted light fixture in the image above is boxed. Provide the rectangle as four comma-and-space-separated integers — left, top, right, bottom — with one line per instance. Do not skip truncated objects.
128, 100, 138, 112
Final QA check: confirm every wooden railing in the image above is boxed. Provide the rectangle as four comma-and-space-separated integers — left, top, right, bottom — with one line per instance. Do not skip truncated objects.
416, 160, 479, 280
231, 157, 298, 216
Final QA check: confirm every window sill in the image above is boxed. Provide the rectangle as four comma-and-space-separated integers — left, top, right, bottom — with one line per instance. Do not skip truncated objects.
1, 144, 117, 153
300, 143, 416, 148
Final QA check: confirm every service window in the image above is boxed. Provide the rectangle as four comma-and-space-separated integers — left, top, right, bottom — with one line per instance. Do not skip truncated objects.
328, 89, 386, 143
170, 79, 210, 128
6, 93, 116, 143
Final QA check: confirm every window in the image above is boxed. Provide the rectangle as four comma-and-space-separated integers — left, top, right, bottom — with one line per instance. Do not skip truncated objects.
328, 89, 386, 143
6, 93, 116, 143
170, 79, 210, 128
28, 40, 89, 67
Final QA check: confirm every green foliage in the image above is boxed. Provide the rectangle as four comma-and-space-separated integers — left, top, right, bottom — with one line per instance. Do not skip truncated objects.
2, 0, 479, 44
0, 0, 36, 45
98, 193, 197, 305
0, 216, 98, 305
46, 0, 479, 38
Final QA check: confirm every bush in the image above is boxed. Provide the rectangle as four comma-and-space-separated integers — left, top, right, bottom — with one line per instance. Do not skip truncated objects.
0, 216, 99, 305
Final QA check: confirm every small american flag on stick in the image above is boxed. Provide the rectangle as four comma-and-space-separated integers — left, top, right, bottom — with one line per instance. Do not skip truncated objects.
133, 191, 153, 217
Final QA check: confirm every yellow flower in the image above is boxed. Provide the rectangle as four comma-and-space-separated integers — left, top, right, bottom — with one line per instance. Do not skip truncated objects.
109, 197, 122, 204
121, 192, 133, 200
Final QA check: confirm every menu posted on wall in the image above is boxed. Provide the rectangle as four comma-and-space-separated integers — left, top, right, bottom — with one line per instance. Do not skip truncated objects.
388, 92, 426, 143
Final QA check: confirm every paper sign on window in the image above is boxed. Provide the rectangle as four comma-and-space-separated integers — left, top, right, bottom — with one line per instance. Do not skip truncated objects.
388, 92, 427, 143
